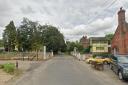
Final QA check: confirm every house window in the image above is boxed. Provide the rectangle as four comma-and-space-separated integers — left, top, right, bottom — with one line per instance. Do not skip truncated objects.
96, 47, 104, 50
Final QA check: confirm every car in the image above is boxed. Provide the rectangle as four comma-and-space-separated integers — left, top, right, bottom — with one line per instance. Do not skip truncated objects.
86, 57, 95, 64
93, 56, 104, 64
86, 56, 111, 64
93, 56, 111, 64
110, 55, 128, 80
103, 58, 112, 64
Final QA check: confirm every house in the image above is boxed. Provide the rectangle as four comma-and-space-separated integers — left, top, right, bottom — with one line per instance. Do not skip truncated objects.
90, 37, 108, 54
80, 36, 89, 48
111, 7, 128, 55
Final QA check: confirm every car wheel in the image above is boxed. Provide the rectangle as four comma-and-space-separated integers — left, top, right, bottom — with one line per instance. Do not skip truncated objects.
118, 71, 123, 80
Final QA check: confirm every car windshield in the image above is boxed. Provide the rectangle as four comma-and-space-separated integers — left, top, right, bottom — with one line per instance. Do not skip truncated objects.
118, 56, 128, 63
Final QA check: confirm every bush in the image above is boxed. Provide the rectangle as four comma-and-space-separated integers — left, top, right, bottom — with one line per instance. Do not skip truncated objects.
93, 53, 112, 58
0, 64, 4, 69
3, 63, 15, 74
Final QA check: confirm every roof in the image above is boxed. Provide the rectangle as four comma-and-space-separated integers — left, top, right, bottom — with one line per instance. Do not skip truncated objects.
80, 36, 87, 41
90, 37, 107, 41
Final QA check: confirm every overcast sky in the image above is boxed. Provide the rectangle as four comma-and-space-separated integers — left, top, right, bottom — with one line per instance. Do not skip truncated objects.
0, 0, 128, 41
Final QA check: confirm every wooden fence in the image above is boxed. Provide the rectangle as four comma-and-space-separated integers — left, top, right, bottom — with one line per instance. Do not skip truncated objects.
0, 52, 53, 61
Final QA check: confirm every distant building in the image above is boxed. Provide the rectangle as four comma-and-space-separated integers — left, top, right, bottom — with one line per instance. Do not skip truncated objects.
90, 37, 108, 54
111, 7, 128, 55
80, 36, 89, 48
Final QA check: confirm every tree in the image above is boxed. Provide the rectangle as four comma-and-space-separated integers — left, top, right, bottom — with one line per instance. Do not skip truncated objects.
66, 41, 84, 53
105, 33, 114, 44
3, 21, 17, 51
41, 25, 66, 53
17, 18, 42, 52
66, 41, 76, 52
3, 18, 66, 54
0, 39, 4, 47
75, 41, 83, 52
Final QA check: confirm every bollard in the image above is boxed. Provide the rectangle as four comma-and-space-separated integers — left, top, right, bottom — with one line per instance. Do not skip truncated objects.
16, 61, 18, 69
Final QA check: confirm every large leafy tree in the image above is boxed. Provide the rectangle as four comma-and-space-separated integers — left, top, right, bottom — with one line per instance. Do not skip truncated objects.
41, 25, 66, 53
17, 18, 42, 52
3, 21, 17, 51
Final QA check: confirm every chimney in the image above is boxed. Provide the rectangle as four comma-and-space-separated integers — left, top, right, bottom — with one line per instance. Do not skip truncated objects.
118, 7, 125, 25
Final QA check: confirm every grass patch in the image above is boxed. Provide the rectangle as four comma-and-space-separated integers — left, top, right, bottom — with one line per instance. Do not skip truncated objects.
3, 63, 15, 74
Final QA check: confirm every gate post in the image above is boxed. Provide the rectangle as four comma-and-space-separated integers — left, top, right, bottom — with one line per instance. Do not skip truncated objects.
44, 46, 46, 60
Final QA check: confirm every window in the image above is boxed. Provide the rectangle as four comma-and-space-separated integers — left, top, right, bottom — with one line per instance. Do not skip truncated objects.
96, 47, 104, 50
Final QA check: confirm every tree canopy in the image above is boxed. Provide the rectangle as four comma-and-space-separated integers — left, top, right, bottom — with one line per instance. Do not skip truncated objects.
66, 41, 83, 53
3, 18, 66, 53
105, 33, 114, 44
3, 21, 17, 51
17, 18, 41, 51
42, 25, 66, 53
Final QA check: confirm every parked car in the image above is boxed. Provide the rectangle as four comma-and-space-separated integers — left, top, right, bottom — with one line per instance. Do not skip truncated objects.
86, 56, 111, 64
93, 56, 104, 64
110, 55, 128, 80
103, 58, 112, 64
86, 57, 95, 64
92, 56, 111, 64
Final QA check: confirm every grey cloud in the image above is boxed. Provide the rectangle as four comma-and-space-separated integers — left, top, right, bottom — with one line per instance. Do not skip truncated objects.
0, 26, 4, 39
0, 0, 128, 41
20, 6, 35, 14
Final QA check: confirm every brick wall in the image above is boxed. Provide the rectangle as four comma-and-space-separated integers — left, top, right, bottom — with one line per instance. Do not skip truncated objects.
111, 8, 128, 55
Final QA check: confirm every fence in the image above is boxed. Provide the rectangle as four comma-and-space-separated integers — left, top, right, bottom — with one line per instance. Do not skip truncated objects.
0, 52, 53, 61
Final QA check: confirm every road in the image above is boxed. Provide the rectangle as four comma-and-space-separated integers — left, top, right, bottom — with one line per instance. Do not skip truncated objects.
12, 55, 127, 85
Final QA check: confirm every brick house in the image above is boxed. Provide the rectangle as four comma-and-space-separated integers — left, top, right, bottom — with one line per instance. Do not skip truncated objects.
80, 36, 89, 48
111, 7, 128, 55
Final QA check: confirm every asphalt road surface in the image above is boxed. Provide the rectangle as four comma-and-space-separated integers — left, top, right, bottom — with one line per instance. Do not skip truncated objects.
13, 55, 127, 85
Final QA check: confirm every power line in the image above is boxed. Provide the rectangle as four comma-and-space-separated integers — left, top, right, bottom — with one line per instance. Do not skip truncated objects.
118, 0, 128, 8
84, 0, 118, 36
86, 0, 118, 25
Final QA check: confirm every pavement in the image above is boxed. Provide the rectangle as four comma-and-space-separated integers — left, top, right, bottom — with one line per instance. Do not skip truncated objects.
9, 55, 128, 85
0, 70, 13, 85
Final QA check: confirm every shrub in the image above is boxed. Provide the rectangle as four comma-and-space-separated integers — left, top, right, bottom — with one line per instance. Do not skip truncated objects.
93, 53, 112, 58
3, 63, 15, 74
0, 64, 4, 69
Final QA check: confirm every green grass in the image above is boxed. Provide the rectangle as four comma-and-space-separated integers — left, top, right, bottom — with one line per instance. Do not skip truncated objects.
3, 63, 15, 74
